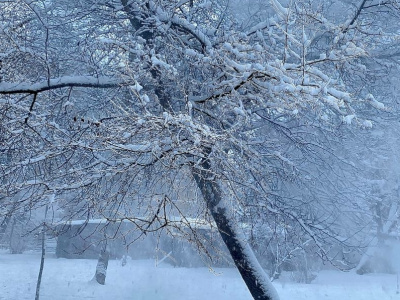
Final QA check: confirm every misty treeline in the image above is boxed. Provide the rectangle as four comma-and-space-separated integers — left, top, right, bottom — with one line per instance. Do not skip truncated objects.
1, 0, 400, 299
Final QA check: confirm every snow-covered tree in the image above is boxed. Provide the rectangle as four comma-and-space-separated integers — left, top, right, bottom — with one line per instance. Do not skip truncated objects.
1, 0, 399, 299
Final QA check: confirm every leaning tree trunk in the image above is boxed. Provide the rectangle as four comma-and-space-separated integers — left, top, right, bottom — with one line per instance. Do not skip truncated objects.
93, 241, 110, 285
192, 152, 279, 300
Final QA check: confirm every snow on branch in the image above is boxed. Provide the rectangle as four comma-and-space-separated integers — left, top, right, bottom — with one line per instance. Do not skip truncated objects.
0, 76, 127, 94
247, 21, 270, 36
270, 0, 288, 20
154, 5, 212, 50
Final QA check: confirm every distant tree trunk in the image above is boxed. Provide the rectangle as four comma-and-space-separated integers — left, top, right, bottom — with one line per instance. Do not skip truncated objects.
9, 214, 26, 254
35, 204, 48, 300
0, 213, 12, 238
35, 223, 46, 300
94, 241, 110, 285
356, 201, 398, 275
9, 217, 17, 253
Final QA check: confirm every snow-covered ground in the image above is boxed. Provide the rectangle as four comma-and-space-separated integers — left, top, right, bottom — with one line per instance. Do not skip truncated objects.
1, 251, 399, 300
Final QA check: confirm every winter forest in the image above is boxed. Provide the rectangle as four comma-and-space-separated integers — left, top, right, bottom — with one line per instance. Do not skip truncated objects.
1, 0, 400, 299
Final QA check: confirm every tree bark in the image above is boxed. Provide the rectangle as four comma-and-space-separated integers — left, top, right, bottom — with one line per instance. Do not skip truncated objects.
192, 151, 279, 300
94, 241, 110, 285
35, 205, 48, 300
35, 224, 46, 300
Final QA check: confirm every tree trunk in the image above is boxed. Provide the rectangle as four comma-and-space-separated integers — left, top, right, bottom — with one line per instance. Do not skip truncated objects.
9, 217, 17, 253
0, 214, 12, 238
94, 241, 110, 285
35, 205, 48, 300
192, 153, 279, 300
35, 224, 46, 300
356, 201, 398, 275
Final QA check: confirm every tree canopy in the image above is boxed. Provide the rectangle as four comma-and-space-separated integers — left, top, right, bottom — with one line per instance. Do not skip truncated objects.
1, 1, 400, 299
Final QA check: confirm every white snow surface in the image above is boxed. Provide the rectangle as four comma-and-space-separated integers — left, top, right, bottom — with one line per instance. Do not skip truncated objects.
0, 251, 398, 300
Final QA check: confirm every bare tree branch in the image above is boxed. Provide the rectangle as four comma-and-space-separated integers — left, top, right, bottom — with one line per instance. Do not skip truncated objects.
343, 0, 368, 33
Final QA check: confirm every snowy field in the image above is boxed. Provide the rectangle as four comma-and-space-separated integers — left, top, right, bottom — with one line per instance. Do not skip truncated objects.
1, 251, 399, 300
